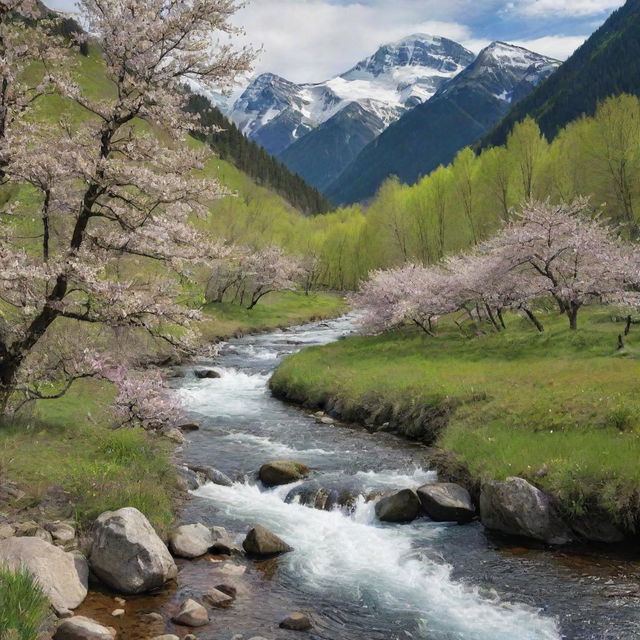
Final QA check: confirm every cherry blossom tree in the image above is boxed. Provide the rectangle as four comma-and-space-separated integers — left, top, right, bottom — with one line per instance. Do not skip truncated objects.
0, 0, 67, 177
350, 263, 456, 336
241, 246, 303, 310
490, 198, 636, 330
0, 0, 253, 415
444, 251, 546, 332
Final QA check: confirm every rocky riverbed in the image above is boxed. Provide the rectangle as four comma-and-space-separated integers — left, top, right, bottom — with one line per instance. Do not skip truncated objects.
5, 316, 640, 639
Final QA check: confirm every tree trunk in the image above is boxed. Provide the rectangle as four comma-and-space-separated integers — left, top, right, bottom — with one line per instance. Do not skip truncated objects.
567, 304, 579, 331
625, 315, 632, 336
484, 304, 501, 332
523, 308, 545, 333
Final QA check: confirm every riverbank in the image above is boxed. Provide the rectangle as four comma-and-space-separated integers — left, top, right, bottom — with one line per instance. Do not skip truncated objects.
0, 292, 344, 533
199, 291, 347, 341
269, 307, 640, 538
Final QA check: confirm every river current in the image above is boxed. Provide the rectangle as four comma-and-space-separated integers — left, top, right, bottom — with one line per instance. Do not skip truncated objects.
174, 315, 640, 640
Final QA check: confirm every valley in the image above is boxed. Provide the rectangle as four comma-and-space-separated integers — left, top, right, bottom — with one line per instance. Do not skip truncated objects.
2, 0, 640, 639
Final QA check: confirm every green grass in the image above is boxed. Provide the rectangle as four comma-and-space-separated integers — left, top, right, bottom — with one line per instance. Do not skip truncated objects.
200, 290, 346, 340
270, 307, 640, 528
0, 379, 177, 535
0, 567, 50, 640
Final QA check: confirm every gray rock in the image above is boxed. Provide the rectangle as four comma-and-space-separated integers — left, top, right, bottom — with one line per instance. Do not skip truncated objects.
0, 537, 88, 615
89, 508, 177, 594
417, 483, 475, 523
53, 616, 116, 640
169, 523, 213, 559
571, 513, 625, 543
45, 521, 76, 543
243, 525, 293, 556
195, 369, 221, 379
177, 467, 200, 491
480, 477, 572, 545
151, 636, 179, 640
203, 586, 234, 607
0, 523, 15, 539
280, 612, 312, 631
259, 461, 310, 486
375, 489, 421, 523
210, 526, 242, 555
214, 583, 238, 599
188, 464, 233, 487
171, 599, 209, 627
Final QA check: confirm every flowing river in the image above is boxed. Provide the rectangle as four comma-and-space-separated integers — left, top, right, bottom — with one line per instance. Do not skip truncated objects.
173, 315, 640, 640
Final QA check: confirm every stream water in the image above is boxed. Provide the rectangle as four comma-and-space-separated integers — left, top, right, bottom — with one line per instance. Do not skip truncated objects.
170, 316, 640, 640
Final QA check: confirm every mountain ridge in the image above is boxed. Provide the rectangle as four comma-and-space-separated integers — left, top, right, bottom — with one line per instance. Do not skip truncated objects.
225, 34, 476, 188
480, 0, 640, 149
326, 41, 560, 205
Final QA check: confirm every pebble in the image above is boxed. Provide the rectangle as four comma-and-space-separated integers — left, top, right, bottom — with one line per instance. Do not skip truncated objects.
111, 609, 125, 617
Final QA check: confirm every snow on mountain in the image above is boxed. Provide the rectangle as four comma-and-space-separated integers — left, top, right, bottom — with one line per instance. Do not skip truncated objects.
326, 41, 561, 205
227, 34, 475, 157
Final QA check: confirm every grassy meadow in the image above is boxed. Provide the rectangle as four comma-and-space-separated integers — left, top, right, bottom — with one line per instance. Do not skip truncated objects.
270, 308, 640, 528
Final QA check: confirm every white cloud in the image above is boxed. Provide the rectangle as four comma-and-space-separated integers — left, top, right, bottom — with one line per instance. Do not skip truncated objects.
510, 34, 589, 59
42, 0, 618, 84
232, 0, 475, 83
506, 0, 624, 17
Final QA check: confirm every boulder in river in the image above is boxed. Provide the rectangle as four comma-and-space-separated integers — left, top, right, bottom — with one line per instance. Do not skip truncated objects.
194, 369, 221, 379
417, 483, 475, 523
53, 616, 116, 640
375, 489, 421, 523
479, 477, 572, 545
169, 523, 213, 559
0, 537, 88, 615
171, 599, 209, 627
89, 507, 177, 594
280, 612, 312, 631
210, 526, 242, 555
187, 464, 233, 487
243, 525, 293, 556
177, 467, 200, 491
259, 461, 310, 486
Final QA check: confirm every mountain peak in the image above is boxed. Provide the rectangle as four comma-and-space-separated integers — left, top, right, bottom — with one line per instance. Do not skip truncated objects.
478, 41, 560, 66
344, 34, 475, 79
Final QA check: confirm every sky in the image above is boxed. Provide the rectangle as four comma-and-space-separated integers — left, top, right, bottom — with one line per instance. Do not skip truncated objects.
47, 0, 626, 83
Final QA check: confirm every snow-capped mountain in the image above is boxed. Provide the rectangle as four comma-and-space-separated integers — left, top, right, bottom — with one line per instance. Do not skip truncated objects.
228, 34, 475, 159
327, 42, 560, 205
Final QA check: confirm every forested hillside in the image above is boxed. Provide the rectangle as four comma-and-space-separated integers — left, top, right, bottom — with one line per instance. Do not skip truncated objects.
205, 95, 640, 291
186, 94, 332, 215
482, 0, 640, 148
